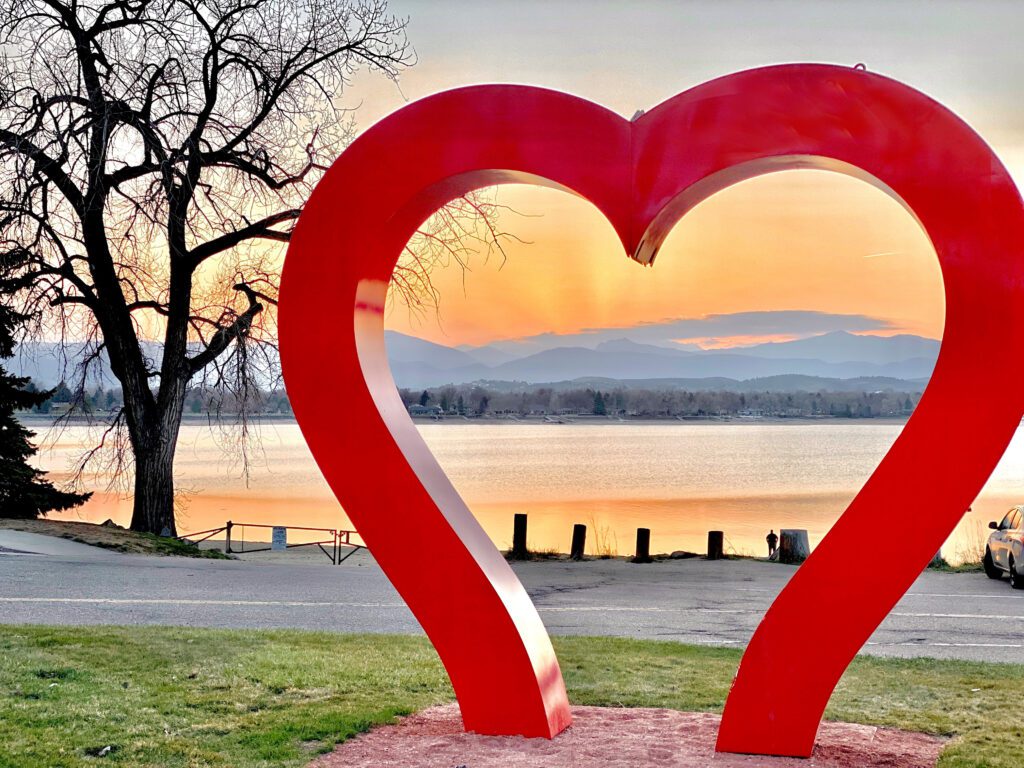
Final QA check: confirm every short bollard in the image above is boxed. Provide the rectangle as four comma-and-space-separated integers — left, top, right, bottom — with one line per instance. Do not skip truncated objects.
512, 513, 529, 560
570, 524, 587, 560
707, 530, 724, 560
779, 529, 810, 564
633, 527, 652, 563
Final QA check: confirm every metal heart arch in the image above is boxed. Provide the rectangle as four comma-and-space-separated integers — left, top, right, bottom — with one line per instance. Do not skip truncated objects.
279, 64, 1024, 757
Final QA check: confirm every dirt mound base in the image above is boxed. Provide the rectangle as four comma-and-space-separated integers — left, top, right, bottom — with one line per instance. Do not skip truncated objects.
311, 704, 944, 767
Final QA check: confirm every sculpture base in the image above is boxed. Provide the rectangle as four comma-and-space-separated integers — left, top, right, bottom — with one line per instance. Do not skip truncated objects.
309, 704, 943, 767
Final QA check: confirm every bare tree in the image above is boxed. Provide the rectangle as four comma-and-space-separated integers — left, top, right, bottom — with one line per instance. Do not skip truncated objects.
0, 0, 503, 535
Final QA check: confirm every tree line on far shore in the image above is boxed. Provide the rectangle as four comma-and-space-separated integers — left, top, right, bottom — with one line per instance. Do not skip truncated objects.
399, 385, 922, 419
19, 379, 922, 421
18, 380, 291, 418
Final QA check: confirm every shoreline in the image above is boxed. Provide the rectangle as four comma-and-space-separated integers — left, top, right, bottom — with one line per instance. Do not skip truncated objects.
409, 415, 913, 426
17, 413, 913, 426
2, 518, 983, 572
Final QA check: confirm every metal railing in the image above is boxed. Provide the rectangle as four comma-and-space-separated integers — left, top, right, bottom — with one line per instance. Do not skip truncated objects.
178, 521, 364, 564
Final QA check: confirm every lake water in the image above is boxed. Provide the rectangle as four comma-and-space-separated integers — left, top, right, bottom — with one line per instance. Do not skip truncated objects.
32, 420, 1024, 563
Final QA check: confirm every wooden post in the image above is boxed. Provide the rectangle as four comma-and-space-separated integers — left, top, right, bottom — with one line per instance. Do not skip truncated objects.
707, 530, 724, 560
570, 524, 587, 560
512, 513, 529, 560
779, 529, 810, 564
225, 520, 232, 555
633, 527, 652, 563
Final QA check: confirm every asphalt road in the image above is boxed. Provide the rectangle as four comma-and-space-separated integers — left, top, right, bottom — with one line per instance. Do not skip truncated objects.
1, 536, 1022, 664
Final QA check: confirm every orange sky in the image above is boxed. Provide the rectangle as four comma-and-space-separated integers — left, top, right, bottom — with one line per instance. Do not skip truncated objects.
338, 1, 1024, 350
384, 172, 944, 348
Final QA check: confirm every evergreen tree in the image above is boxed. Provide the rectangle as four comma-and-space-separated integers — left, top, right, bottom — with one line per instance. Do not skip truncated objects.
0, 304, 90, 518
50, 380, 73, 403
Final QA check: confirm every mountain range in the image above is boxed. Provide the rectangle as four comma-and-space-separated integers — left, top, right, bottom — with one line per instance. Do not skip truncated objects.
386, 330, 938, 390
7, 330, 939, 392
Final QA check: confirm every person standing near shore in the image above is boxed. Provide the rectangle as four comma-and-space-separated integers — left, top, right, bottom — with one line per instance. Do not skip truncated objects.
766, 530, 779, 558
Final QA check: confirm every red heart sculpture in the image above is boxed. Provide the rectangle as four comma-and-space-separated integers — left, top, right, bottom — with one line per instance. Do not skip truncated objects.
279, 64, 1024, 757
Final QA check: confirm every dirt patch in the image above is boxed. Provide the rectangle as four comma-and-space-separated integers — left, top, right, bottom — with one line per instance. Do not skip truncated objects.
311, 704, 945, 768
0, 518, 228, 558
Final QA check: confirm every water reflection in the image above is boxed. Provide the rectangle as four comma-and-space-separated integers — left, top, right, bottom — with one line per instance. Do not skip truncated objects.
30, 420, 1021, 564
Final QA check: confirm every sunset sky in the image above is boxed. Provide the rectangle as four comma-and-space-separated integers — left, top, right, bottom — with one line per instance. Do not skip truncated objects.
339, 1, 1024, 350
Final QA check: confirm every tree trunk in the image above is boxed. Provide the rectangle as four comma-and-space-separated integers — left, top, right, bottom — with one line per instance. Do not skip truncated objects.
131, 440, 177, 536
128, 391, 186, 536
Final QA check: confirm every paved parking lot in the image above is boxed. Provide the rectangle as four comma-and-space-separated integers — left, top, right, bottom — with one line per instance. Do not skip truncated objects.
1, 533, 1022, 664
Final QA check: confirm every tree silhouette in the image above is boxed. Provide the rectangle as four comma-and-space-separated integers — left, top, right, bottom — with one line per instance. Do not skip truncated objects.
0, 0, 510, 534
0, 294, 89, 518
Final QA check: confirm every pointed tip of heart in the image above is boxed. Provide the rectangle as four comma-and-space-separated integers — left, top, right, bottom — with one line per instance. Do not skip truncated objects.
632, 240, 659, 265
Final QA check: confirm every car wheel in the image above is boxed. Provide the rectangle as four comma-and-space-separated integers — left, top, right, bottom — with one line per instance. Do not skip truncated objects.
1011, 557, 1024, 590
983, 548, 1002, 579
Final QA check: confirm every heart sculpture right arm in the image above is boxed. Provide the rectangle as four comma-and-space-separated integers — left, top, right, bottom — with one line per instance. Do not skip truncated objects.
629, 66, 1024, 758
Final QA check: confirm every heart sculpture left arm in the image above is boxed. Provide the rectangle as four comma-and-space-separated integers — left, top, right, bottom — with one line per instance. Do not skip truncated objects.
279, 64, 1024, 756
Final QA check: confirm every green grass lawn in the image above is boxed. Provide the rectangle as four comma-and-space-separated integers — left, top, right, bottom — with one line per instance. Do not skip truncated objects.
0, 626, 1021, 768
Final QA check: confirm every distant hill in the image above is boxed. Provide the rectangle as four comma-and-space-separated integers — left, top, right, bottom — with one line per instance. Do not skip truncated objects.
594, 339, 699, 358
7, 330, 940, 394
383, 331, 939, 388
384, 331, 481, 370
457, 344, 520, 367
734, 331, 941, 364
6, 341, 158, 389
477, 346, 933, 385
476, 374, 928, 394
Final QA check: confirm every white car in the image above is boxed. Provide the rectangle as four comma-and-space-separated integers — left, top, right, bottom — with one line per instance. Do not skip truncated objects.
984, 506, 1024, 589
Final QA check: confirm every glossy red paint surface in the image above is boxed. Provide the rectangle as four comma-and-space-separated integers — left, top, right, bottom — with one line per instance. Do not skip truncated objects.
279, 65, 1024, 755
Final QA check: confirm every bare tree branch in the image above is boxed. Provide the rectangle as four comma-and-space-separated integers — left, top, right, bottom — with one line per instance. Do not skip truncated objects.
188, 208, 299, 267
187, 281, 262, 373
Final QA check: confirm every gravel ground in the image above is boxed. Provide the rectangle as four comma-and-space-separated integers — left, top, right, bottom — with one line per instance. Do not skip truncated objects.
311, 704, 945, 768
